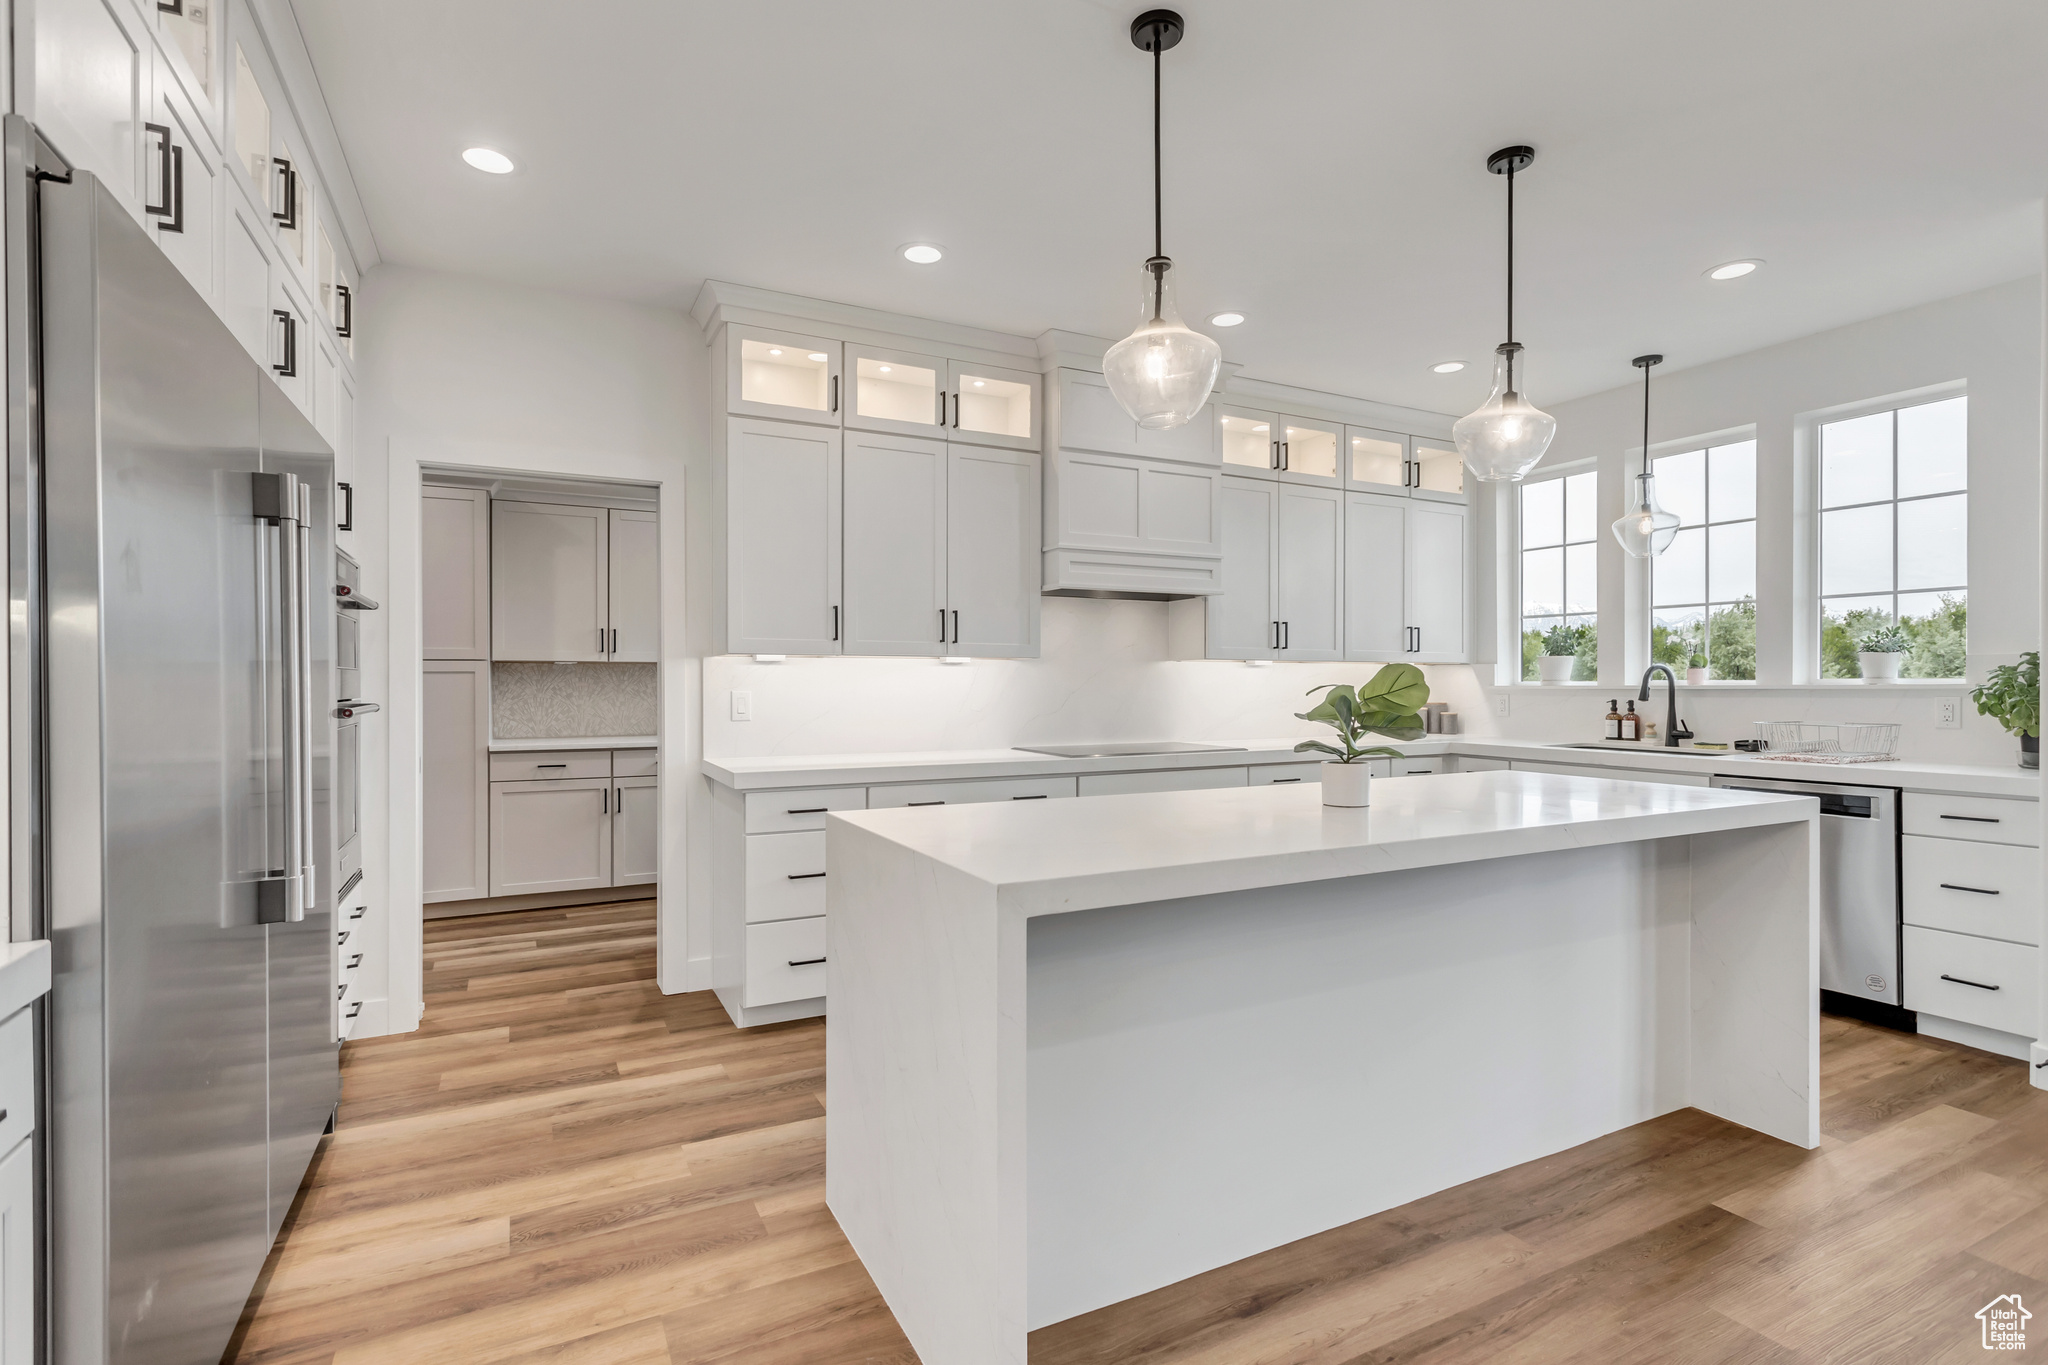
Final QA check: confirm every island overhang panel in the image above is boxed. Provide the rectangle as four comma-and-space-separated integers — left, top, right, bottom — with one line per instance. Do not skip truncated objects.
824, 772, 1819, 1365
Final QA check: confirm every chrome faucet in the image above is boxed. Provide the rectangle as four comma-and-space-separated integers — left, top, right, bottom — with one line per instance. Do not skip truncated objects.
1639, 665, 1680, 747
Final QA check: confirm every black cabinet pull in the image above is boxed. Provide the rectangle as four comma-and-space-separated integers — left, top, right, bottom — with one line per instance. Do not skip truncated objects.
951, 610, 959, 644
1938, 883, 2001, 895
144, 124, 172, 217
601, 788, 608, 814
348, 953, 363, 969
535, 763, 567, 768
336, 481, 353, 531
349, 904, 366, 920
1938, 813, 1999, 823
830, 375, 839, 412
1270, 440, 1279, 470
163, 143, 185, 233
1271, 777, 1303, 783
907, 800, 945, 807
786, 871, 827, 880
786, 807, 827, 815
272, 157, 298, 229
788, 956, 826, 967
940, 608, 947, 644
336, 284, 353, 338
1940, 973, 2001, 991
615, 786, 624, 810
1281, 441, 1289, 471
832, 605, 839, 642
1011, 794, 1049, 799
271, 310, 297, 377
1280, 621, 1289, 650
157, 0, 183, 11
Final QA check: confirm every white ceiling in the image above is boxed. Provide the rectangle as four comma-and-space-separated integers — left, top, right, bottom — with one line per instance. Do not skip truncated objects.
292, 0, 2048, 412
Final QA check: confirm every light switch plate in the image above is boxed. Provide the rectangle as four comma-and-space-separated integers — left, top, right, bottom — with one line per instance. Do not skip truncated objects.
730, 690, 753, 722
1936, 698, 1961, 730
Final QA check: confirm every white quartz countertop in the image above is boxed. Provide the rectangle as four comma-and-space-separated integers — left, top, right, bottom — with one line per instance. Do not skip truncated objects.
0, 940, 51, 1019
705, 735, 2039, 799
830, 770, 1817, 918
489, 735, 656, 752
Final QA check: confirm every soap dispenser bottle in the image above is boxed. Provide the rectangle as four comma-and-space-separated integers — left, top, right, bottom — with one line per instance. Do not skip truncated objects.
1621, 701, 1641, 741
1605, 700, 1623, 741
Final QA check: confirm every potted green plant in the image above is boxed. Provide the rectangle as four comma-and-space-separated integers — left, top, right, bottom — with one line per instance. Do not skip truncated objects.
1971, 652, 2039, 769
1294, 664, 1429, 806
1685, 652, 1707, 686
1856, 623, 1906, 681
1536, 623, 1580, 684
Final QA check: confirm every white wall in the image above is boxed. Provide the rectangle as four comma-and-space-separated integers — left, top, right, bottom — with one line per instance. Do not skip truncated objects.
357, 264, 708, 1028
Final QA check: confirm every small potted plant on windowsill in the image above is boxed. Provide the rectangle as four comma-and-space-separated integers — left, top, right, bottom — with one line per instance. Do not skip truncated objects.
1685, 653, 1708, 686
1971, 652, 2039, 769
1294, 664, 1429, 807
1856, 624, 1906, 681
1537, 623, 1580, 684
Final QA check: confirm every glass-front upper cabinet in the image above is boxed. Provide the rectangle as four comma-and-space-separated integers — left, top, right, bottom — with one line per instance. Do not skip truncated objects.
847, 345, 944, 437
1218, 406, 1278, 479
232, 45, 271, 206
946, 361, 1039, 451
1345, 427, 1409, 494
159, 0, 213, 101
1412, 438, 1466, 503
1277, 416, 1341, 489
726, 326, 843, 426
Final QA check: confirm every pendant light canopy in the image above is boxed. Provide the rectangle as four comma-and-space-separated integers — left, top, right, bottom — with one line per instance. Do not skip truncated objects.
1102, 9, 1221, 431
1453, 146, 1557, 482
1613, 353, 1680, 558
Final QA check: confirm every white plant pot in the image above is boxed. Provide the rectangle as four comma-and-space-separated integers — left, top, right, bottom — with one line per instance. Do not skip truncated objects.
1685, 667, 1708, 686
1536, 655, 1576, 684
1858, 651, 1901, 681
1321, 761, 1372, 807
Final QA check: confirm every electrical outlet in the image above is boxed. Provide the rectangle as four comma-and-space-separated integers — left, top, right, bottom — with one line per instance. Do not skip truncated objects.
730, 690, 753, 722
1936, 698, 1962, 730
1494, 693, 1511, 718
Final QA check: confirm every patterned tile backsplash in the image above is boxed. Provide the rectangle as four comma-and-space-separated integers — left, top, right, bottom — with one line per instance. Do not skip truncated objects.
493, 662, 657, 738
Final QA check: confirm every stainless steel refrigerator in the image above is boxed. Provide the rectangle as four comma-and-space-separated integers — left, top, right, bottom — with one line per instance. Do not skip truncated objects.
5, 117, 339, 1364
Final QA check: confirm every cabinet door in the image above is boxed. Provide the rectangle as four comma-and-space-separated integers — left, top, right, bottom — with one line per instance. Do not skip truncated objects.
727, 326, 842, 426
223, 199, 271, 366
489, 779, 613, 896
151, 50, 221, 305
947, 446, 1039, 657
1047, 451, 1219, 557
269, 275, 313, 415
1055, 369, 1139, 457
422, 661, 489, 902
843, 432, 947, 657
1218, 406, 1278, 480
1207, 476, 1277, 660
1277, 416, 1342, 490
1345, 426, 1409, 496
1407, 502, 1468, 661
1077, 767, 1249, 797
1276, 484, 1343, 660
1411, 438, 1467, 503
947, 360, 1040, 451
422, 486, 490, 659
607, 509, 660, 662
492, 501, 609, 661
38, 0, 148, 222
0, 1135, 28, 1365
727, 418, 843, 654
613, 776, 659, 886
847, 345, 945, 438
1344, 492, 1407, 659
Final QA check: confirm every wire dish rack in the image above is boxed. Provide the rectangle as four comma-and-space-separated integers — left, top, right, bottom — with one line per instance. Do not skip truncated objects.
1755, 721, 1901, 764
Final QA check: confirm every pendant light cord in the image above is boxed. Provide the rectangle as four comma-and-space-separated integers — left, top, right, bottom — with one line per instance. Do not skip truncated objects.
1642, 360, 1652, 478
1505, 165, 1515, 347
1153, 42, 1163, 262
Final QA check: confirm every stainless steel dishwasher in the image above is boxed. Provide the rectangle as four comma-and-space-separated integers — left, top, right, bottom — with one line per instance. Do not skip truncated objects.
1709, 773, 1904, 1015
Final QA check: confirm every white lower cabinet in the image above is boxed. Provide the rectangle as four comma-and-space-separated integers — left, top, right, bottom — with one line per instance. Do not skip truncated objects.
0, 1132, 28, 1365
613, 776, 660, 885
1249, 763, 1319, 785
867, 775, 1076, 807
1508, 759, 1710, 787
489, 779, 613, 896
1902, 925, 2038, 1036
1901, 835, 2039, 945
745, 831, 829, 923
1078, 767, 1250, 797
746, 917, 829, 1008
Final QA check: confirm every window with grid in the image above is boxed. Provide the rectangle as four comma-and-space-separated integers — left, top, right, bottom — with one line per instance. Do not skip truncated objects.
1649, 440, 1757, 679
1818, 396, 1966, 679
1520, 470, 1598, 681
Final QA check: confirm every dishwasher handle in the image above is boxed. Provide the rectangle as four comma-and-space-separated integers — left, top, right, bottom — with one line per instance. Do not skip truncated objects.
1713, 781, 1877, 819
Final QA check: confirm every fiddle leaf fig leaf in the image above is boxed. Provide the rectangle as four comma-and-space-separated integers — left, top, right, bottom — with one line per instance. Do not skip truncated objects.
1356, 663, 1429, 716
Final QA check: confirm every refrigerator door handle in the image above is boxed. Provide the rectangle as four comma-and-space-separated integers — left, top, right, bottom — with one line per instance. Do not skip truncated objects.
254, 472, 312, 922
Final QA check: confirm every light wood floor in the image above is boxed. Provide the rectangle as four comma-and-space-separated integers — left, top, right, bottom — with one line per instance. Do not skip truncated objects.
226, 901, 2048, 1365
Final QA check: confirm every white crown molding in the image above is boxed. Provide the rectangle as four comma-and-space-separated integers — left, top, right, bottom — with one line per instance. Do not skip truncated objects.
690, 281, 1039, 367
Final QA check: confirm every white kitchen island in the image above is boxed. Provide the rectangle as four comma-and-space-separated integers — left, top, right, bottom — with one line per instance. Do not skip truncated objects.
824, 770, 1821, 1365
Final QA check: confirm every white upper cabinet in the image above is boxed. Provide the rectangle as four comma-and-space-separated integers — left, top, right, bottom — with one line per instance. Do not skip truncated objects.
1411, 437, 1466, 503
727, 417, 843, 654
843, 433, 948, 657
1185, 478, 1340, 660
846, 345, 945, 438
1218, 407, 1277, 480
607, 510, 660, 662
946, 361, 1040, 451
1406, 500, 1467, 660
726, 326, 842, 426
1277, 416, 1342, 490
155, 0, 216, 109
1207, 477, 1279, 660
38, 0, 148, 222
148, 46, 221, 305
1345, 427, 1409, 496
1218, 408, 1338, 488
422, 486, 491, 660
1055, 370, 1215, 466
230, 42, 271, 219
946, 446, 1039, 656
1343, 492, 1408, 657
1275, 485, 1343, 658
268, 274, 312, 409
493, 501, 609, 662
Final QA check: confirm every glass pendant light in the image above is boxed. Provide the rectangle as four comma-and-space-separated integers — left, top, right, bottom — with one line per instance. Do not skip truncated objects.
1613, 353, 1680, 557
1102, 9, 1220, 430
1453, 146, 1557, 481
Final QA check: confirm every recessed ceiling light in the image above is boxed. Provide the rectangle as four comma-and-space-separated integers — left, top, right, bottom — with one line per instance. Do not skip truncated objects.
767, 348, 783, 356
901, 243, 943, 264
972, 379, 984, 387
461, 147, 515, 174
1707, 259, 1761, 280
1209, 311, 1245, 327
807, 352, 827, 362
1431, 361, 1466, 374
879, 365, 891, 373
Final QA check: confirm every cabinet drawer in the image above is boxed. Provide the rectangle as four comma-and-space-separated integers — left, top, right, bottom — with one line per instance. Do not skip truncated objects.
489, 749, 611, 781
745, 917, 827, 1007
1078, 767, 1249, 797
745, 831, 828, 924
1902, 925, 2039, 1035
1390, 756, 1445, 776
1902, 793, 2040, 846
1249, 763, 1319, 785
744, 786, 866, 833
866, 775, 1076, 808
1902, 836, 2040, 945
613, 749, 659, 778
0, 1010, 30, 1156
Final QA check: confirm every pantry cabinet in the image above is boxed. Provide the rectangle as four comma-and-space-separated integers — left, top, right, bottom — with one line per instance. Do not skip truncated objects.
1344, 492, 1467, 663
492, 502, 610, 661
422, 486, 491, 660
608, 510, 661, 662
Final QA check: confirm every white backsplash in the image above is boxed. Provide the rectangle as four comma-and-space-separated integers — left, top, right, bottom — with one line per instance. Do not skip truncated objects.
703, 597, 2023, 770
494, 662, 657, 739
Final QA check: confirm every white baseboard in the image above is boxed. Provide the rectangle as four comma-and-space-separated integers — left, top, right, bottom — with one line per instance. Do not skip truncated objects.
1916, 1011, 2034, 1061
712, 986, 823, 1030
